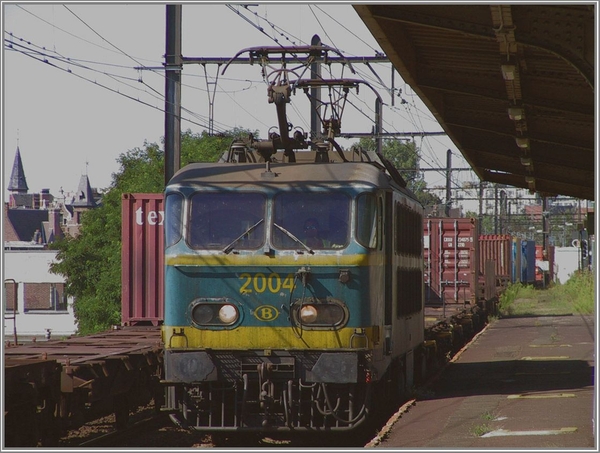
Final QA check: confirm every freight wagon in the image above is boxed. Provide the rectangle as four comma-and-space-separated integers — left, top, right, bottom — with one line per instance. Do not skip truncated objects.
423, 218, 479, 309
424, 223, 547, 313
121, 193, 165, 326
478, 235, 542, 290
479, 234, 512, 290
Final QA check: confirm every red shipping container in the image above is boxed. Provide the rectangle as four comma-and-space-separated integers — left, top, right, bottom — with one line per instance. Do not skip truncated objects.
423, 218, 479, 305
121, 193, 164, 326
479, 235, 513, 281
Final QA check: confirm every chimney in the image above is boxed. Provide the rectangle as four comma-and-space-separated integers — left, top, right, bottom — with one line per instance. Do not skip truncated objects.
48, 208, 63, 241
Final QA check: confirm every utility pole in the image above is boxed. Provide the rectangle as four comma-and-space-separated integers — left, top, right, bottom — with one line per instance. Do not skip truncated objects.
478, 181, 484, 236
542, 196, 548, 257
445, 149, 452, 216
499, 189, 506, 234
375, 98, 383, 154
164, 4, 182, 186
494, 184, 499, 234
310, 35, 322, 145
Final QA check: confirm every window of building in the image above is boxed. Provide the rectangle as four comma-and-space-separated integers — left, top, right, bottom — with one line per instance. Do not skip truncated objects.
4, 281, 18, 312
24, 283, 68, 312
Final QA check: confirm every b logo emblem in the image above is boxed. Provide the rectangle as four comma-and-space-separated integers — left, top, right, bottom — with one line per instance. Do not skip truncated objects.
254, 305, 279, 321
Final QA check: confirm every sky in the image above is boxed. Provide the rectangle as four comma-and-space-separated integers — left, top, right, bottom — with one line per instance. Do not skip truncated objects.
2, 2, 476, 204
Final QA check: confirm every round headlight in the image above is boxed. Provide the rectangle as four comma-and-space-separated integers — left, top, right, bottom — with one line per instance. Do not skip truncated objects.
218, 304, 238, 324
192, 304, 214, 324
292, 298, 348, 329
299, 305, 318, 323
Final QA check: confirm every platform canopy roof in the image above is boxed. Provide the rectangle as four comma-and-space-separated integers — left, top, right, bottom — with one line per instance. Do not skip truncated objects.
354, 4, 595, 200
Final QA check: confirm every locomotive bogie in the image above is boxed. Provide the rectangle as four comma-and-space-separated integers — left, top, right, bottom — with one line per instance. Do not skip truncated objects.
165, 378, 373, 431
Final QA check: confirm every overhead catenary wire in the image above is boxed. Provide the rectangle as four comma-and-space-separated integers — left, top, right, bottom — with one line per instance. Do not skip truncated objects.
5, 32, 140, 82
63, 4, 148, 70
4, 38, 233, 134
8, 3, 472, 190
286, 4, 465, 182
65, 4, 244, 135
4, 31, 262, 136
16, 4, 159, 64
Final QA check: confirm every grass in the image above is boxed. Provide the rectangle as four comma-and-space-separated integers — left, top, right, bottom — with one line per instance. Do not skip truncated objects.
497, 270, 595, 317
471, 423, 491, 437
471, 411, 495, 436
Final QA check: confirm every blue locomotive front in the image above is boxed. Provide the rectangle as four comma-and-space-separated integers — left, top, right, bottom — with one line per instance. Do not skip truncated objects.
161, 160, 424, 432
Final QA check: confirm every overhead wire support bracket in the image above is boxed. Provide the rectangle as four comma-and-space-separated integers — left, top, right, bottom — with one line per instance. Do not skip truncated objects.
202, 63, 221, 135
219, 44, 359, 76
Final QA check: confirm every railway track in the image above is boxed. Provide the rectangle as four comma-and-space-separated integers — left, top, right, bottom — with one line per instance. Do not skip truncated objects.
75, 411, 171, 447
58, 319, 489, 448
4, 326, 163, 447
65, 405, 388, 448
4, 303, 489, 447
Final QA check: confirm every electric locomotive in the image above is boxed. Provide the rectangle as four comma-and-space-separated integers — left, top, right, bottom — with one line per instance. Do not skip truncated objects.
161, 44, 425, 435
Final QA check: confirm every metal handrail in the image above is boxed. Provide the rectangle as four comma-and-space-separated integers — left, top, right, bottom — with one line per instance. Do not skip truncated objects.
4, 279, 18, 345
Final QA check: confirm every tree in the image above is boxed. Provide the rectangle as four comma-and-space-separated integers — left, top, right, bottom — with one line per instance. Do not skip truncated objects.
355, 137, 442, 208
464, 210, 494, 235
50, 128, 254, 335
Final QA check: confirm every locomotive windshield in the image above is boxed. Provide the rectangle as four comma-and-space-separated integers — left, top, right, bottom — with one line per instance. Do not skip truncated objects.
188, 192, 266, 250
272, 192, 350, 250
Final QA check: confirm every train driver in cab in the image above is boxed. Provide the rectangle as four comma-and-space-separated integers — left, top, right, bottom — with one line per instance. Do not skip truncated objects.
303, 217, 329, 249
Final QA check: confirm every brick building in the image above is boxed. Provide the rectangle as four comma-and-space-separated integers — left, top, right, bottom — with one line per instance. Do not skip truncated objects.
4, 146, 100, 341
4, 250, 76, 341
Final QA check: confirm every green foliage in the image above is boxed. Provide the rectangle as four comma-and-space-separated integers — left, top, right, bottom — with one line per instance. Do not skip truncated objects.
181, 128, 252, 164
497, 271, 595, 318
51, 129, 250, 335
355, 137, 441, 207
554, 270, 595, 314
50, 197, 122, 334
464, 210, 495, 234
497, 283, 537, 316
471, 423, 492, 437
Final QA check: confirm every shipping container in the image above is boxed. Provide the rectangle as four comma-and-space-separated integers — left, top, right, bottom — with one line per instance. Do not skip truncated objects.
521, 239, 536, 284
478, 234, 513, 297
121, 193, 164, 326
479, 234, 512, 282
423, 218, 479, 306
511, 237, 522, 283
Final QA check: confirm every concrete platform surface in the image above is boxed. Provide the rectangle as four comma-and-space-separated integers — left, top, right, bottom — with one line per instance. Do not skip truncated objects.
372, 315, 596, 449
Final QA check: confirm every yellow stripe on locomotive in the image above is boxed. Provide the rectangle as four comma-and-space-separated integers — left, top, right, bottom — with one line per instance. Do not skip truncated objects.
162, 325, 377, 350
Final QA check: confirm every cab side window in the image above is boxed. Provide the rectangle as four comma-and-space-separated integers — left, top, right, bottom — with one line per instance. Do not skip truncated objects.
356, 193, 380, 249
165, 193, 183, 248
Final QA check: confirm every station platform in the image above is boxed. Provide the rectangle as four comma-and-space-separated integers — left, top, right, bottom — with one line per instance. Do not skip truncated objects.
369, 314, 596, 449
